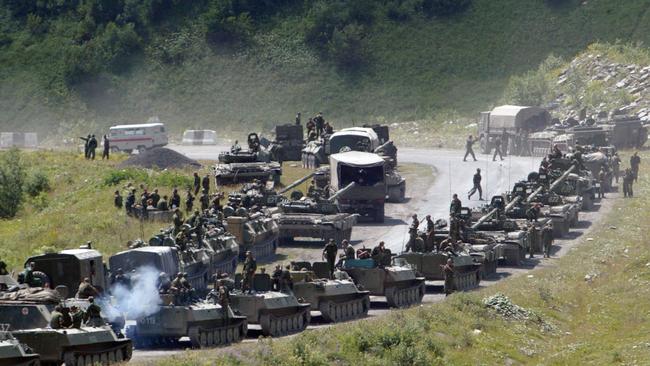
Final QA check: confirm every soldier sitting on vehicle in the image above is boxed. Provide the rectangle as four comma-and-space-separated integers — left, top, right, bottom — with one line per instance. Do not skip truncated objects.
18, 262, 39, 287
281, 265, 293, 291
76, 278, 99, 299
231, 140, 241, 153
405, 228, 424, 253
158, 272, 172, 294
272, 265, 283, 291
50, 305, 64, 329
242, 251, 257, 294
83, 297, 104, 327
70, 305, 84, 329
371, 242, 391, 267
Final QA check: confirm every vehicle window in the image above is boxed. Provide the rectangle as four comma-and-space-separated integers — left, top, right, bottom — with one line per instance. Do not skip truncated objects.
135, 129, 145, 135
339, 164, 383, 187
160, 126, 166, 132
125, 129, 135, 136
330, 136, 371, 154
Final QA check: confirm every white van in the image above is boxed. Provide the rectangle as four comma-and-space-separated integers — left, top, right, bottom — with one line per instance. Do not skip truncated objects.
181, 130, 217, 145
108, 123, 168, 153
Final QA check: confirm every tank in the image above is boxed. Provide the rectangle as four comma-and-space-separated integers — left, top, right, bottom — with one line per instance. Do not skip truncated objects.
225, 212, 279, 260
10, 327, 131, 366
288, 262, 370, 323
227, 182, 285, 209
215, 162, 282, 186
397, 249, 482, 291
0, 332, 40, 366
341, 258, 425, 308
126, 295, 247, 349
228, 274, 311, 337
218, 133, 268, 164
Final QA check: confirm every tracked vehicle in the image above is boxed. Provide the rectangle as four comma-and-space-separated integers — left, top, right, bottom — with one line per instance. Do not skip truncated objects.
229, 274, 310, 337
397, 249, 482, 291
341, 257, 424, 308
288, 262, 370, 323
0, 331, 40, 366
225, 211, 279, 260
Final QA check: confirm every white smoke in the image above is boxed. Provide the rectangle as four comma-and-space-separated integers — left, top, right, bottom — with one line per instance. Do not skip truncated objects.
111, 266, 162, 319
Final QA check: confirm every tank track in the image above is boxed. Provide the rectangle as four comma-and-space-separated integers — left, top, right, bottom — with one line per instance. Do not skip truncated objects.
188, 320, 248, 348
481, 259, 498, 279
62, 342, 132, 366
385, 282, 425, 308
318, 296, 370, 323
453, 270, 480, 291
259, 307, 311, 337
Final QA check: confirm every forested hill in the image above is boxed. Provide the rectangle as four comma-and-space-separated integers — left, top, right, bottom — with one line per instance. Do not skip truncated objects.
0, 0, 649, 137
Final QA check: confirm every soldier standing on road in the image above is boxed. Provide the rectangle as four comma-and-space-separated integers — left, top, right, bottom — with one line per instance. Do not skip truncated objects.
527, 224, 538, 259
193, 172, 201, 195
542, 223, 554, 258
84, 297, 104, 327
202, 174, 211, 194
463, 135, 477, 162
501, 128, 509, 156
468, 168, 483, 200
88, 135, 98, 160
631, 152, 641, 182
612, 153, 621, 183
185, 189, 194, 213
242, 251, 257, 294
623, 168, 634, 198
492, 137, 504, 161
114, 190, 123, 209
598, 170, 607, 199
323, 239, 338, 279
102, 135, 110, 160
441, 259, 455, 297
450, 194, 462, 217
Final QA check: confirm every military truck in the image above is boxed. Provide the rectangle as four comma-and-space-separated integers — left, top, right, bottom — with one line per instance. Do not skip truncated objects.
0, 331, 40, 366
225, 211, 279, 260
25, 248, 107, 295
302, 127, 383, 168
229, 273, 311, 337
274, 124, 304, 161
125, 294, 247, 349
329, 152, 386, 223
341, 257, 425, 308
288, 262, 370, 323
478, 105, 552, 155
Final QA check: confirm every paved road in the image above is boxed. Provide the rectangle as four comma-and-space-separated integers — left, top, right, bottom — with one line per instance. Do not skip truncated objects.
131, 145, 607, 362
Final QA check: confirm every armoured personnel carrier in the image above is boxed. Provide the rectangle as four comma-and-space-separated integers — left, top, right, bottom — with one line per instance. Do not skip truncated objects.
341, 257, 425, 308
229, 273, 311, 337
225, 210, 279, 260
0, 331, 40, 366
288, 262, 370, 323
398, 247, 482, 291
126, 294, 247, 349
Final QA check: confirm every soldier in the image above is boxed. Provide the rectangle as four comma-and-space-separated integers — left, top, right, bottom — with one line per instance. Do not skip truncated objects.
158, 272, 171, 293
50, 305, 64, 329
542, 223, 553, 258
211, 192, 224, 212
193, 172, 201, 195
630, 152, 641, 182
150, 189, 161, 208
322, 239, 338, 279
202, 174, 210, 194
200, 191, 210, 211
623, 168, 634, 198
441, 259, 455, 297
598, 170, 607, 199
410, 214, 419, 231
83, 297, 104, 327
125, 189, 136, 215
295, 112, 301, 125
175, 225, 190, 251
405, 229, 424, 253
468, 168, 483, 200
314, 112, 325, 138
185, 189, 194, 213
70, 305, 84, 329
88, 135, 98, 160
20, 262, 37, 287
306, 118, 315, 138
170, 188, 181, 209
550, 144, 562, 159
344, 240, 355, 260
114, 190, 123, 209
80, 135, 90, 159
112, 268, 131, 288
463, 135, 477, 162
371, 241, 389, 267
612, 153, 621, 183
492, 136, 504, 161
425, 215, 436, 251
242, 251, 257, 294
231, 140, 241, 153
324, 121, 333, 135
172, 208, 184, 234
450, 194, 462, 217
157, 195, 169, 211
101, 135, 110, 160
307, 129, 317, 142
527, 224, 538, 259
140, 190, 150, 214
526, 203, 541, 222
76, 278, 99, 299
271, 265, 283, 291
0, 261, 7, 276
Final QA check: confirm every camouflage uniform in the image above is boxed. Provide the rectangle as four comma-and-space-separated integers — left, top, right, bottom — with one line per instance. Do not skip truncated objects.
84, 301, 104, 327
50, 309, 64, 329
442, 262, 455, 296
323, 239, 338, 279
542, 224, 553, 258
242, 254, 257, 293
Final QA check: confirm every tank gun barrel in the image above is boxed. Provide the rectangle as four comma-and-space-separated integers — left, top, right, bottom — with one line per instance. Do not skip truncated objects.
524, 165, 576, 203
278, 171, 317, 194
373, 140, 393, 153
327, 182, 356, 202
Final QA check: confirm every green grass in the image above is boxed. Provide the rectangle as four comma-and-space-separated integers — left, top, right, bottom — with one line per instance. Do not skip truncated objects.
2, 0, 650, 143
146, 151, 650, 365
0, 150, 312, 272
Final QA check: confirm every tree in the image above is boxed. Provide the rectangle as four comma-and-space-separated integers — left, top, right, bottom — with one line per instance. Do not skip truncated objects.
0, 149, 26, 218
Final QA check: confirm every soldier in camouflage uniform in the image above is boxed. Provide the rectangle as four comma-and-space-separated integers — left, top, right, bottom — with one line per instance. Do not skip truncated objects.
242, 251, 257, 294
83, 297, 104, 327
541, 223, 554, 258
322, 239, 338, 279
441, 259, 455, 296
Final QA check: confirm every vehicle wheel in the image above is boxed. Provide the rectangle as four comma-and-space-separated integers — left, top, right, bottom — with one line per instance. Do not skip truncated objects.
374, 205, 385, 223
137, 145, 146, 154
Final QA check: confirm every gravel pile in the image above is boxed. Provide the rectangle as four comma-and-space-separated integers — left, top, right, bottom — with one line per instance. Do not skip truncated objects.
119, 147, 201, 169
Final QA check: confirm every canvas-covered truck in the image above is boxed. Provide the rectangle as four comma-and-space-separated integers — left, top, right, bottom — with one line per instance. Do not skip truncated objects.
329, 151, 386, 223
479, 105, 552, 156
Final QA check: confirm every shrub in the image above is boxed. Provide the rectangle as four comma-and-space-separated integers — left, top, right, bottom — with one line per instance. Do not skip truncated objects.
103, 168, 147, 186
327, 23, 368, 71
0, 149, 26, 218
422, 0, 472, 16
25, 171, 50, 197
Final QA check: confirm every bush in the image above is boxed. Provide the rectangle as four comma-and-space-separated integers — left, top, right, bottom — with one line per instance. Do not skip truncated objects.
25, 171, 50, 197
0, 149, 26, 218
103, 168, 147, 186
422, 0, 472, 16
503, 70, 550, 106
327, 23, 369, 71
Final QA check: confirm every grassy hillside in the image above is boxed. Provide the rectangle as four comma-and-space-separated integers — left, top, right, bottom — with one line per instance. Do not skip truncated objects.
151, 151, 650, 365
1, 0, 650, 139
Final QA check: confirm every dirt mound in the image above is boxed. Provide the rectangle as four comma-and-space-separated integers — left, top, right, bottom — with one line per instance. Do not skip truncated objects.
119, 147, 201, 169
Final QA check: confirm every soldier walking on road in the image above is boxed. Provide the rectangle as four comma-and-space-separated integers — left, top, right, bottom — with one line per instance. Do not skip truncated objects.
441, 259, 455, 297
468, 168, 483, 200
463, 135, 477, 162
323, 239, 338, 279
542, 223, 553, 258
193, 172, 201, 195
623, 168, 634, 197
242, 251, 257, 294
630, 152, 641, 182
492, 137, 504, 161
